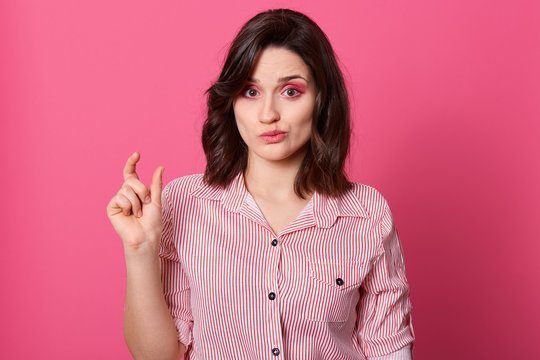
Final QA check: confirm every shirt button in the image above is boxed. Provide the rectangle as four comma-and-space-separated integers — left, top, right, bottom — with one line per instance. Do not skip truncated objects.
271, 239, 278, 246
268, 292, 276, 300
336, 278, 344, 286
272, 347, 280, 356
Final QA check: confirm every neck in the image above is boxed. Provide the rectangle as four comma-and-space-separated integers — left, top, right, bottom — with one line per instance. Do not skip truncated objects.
243, 148, 310, 201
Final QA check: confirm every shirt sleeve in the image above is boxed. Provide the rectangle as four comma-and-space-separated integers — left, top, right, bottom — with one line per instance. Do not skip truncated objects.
159, 182, 194, 347
355, 199, 415, 358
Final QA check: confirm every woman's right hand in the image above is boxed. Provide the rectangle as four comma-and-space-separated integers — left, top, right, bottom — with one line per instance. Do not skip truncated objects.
107, 152, 165, 255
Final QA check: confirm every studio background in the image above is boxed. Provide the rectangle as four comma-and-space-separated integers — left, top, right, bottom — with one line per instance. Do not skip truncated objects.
1, 0, 538, 359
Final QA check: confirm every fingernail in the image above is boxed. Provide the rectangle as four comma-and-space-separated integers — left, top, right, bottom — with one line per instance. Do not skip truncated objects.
138, 210, 142, 217
145, 196, 151, 203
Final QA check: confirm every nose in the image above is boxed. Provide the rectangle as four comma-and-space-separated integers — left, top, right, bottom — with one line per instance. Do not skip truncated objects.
259, 95, 280, 123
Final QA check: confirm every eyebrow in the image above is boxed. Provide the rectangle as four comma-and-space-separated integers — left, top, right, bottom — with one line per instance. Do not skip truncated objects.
247, 75, 309, 84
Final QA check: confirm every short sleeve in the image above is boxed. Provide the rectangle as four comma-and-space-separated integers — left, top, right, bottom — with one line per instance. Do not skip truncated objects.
159, 182, 194, 347
355, 199, 415, 358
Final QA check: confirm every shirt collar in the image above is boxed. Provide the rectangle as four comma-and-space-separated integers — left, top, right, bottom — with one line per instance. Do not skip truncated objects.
190, 171, 369, 228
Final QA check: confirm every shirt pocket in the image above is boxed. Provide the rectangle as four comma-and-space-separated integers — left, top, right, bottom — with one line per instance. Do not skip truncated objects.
304, 259, 370, 323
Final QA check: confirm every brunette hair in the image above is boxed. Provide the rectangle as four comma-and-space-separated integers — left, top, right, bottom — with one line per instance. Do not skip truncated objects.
202, 8, 353, 198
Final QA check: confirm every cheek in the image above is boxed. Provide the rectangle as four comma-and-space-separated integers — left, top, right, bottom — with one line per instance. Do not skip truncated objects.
233, 108, 251, 143
300, 120, 313, 141
234, 118, 247, 139
289, 118, 312, 144
299, 108, 314, 142
294, 97, 315, 121
233, 103, 245, 126
294, 105, 314, 131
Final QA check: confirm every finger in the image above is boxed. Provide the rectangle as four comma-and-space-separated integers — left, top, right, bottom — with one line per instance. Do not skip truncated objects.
125, 177, 151, 204
150, 166, 165, 206
107, 195, 125, 217
120, 186, 143, 217
114, 193, 133, 216
123, 152, 140, 181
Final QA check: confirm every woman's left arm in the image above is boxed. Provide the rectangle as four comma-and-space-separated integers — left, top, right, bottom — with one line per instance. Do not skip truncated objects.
355, 198, 415, 359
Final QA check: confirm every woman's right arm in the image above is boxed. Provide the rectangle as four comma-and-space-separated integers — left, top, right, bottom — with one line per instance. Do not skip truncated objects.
106, 152, 186, 360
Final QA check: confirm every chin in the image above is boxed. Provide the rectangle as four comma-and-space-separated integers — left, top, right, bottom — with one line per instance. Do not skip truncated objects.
261, 149, 305, 163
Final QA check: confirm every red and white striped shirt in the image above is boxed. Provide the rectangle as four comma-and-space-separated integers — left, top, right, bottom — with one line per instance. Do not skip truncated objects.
159, 172, 414, 359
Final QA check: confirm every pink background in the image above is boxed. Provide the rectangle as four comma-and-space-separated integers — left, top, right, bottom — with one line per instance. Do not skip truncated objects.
1, 0, 539, 358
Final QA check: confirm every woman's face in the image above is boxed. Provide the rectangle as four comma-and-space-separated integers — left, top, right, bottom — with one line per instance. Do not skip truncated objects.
233, 46, 316, 166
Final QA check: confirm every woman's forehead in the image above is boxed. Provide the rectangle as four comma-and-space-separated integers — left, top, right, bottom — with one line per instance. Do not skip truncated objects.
248, 47, 312, 84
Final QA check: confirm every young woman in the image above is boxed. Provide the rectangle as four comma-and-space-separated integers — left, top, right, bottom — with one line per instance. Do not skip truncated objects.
107, 8, 414, 360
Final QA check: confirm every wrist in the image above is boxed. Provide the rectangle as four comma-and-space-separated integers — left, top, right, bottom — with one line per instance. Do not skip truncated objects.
124, 241, 160, 261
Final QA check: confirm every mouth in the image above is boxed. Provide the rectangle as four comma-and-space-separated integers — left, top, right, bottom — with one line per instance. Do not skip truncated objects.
260, 130, 287, 144
260, 129, 286, 136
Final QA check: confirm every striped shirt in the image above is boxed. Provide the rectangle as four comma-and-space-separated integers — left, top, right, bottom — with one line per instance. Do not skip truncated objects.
159, 172, 415, 359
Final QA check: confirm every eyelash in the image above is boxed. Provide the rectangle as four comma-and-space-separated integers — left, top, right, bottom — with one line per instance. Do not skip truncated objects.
242, 87, 302, 99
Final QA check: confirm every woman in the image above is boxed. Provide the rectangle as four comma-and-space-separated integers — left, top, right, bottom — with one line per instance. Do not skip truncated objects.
107, 8, 414, 360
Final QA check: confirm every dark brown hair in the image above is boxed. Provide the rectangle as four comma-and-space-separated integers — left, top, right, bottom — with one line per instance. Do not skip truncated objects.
202, 8, 353, 198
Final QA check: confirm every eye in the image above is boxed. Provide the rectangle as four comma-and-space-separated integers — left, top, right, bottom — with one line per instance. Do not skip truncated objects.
283, 88, 301, 97
242, 87, 259, 98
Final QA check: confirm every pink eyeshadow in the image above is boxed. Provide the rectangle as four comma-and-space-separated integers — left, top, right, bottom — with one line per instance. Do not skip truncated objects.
284, 82, 307, 92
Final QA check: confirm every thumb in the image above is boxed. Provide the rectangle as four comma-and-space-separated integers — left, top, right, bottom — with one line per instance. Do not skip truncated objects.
150, 166, 165, 206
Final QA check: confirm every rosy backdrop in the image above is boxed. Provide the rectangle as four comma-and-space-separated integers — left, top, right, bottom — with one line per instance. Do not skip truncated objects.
1, 0, 539, 358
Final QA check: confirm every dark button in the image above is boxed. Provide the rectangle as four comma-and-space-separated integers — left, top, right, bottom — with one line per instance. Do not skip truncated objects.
272, 347, 280, 356
268, 292, 276, 300
336, 278, 344, 286
271, 239, 278, 246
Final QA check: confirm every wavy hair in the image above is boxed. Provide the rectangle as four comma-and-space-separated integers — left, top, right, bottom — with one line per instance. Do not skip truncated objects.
202, 8, 353, 198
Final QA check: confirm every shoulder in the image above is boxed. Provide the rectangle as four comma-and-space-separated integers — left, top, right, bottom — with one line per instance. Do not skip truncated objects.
162, 173, 206, 203
347, 181, 391, 221
347, 182, 398, 246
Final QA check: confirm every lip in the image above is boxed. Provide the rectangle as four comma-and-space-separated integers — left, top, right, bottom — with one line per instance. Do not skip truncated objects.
259, 130, 287, 144
260, 129, 287, 136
